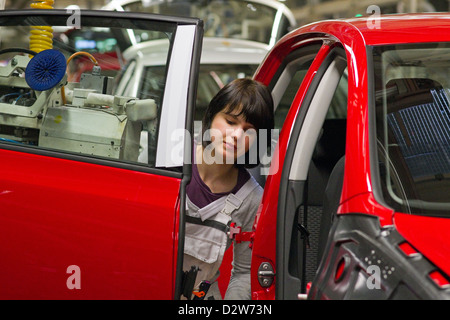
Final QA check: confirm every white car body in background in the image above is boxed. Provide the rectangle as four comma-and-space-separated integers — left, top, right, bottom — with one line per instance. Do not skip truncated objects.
102, 0, 297, 48
115, 37, 269, 163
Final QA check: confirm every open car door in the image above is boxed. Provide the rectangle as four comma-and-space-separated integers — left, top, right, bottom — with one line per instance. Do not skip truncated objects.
250, 34, 349, 299
0, 9, 202, 299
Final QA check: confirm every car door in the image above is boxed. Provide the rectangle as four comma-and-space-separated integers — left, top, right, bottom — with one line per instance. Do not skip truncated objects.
0, 9, 202, 299
251, 35, 349, 299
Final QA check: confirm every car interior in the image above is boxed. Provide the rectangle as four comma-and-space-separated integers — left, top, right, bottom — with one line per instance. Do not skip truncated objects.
378, 77, 450, 214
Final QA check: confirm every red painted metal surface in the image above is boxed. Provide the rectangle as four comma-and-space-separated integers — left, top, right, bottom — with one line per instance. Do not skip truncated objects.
251, 14, 450, 299
1, 13, 449, 300
394, 213, 450, 278
0, 149, 181, 299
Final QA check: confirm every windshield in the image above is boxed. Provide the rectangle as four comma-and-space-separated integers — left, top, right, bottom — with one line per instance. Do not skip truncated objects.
372, 43, 450, 216
0, 11, 182, 168
119, 0, 290, 45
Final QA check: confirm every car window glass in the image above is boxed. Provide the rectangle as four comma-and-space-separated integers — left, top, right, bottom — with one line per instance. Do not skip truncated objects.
0, 13, 188, 170
115, 59, 137, 97
372, 42, 450, 216
134, 63, 258, 140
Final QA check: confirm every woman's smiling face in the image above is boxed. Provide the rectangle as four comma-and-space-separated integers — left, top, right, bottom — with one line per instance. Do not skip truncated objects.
208, 108, 257, 163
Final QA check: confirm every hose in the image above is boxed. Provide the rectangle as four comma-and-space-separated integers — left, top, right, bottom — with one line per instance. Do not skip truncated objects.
61, 51, 99, 105
30, 0, 54, 9
66, 51, 99, 67
29, 1, 55, 53
0, 48, 38, 57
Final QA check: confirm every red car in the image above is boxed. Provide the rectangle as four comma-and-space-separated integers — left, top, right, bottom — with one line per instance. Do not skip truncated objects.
0, 8, 449, 300
251, 12, 450, 300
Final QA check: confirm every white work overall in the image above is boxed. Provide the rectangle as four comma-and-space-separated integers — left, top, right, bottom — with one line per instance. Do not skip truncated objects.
183, 176, 260, 299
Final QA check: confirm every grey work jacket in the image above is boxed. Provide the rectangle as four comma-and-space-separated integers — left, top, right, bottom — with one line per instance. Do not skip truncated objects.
183, 175, 262, 300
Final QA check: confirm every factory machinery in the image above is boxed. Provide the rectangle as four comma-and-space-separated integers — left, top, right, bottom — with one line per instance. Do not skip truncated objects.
0, 1, 156, 162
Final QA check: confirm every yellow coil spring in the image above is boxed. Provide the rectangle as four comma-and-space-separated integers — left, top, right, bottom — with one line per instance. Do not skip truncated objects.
30, 1, 55, 53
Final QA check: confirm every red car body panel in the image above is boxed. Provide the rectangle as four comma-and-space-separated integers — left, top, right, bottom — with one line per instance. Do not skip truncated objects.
0, 9, 204, 299
0, 149, 181, 299
251, 13, 450, 299
1, 10, 449, 299
394, 213, 450, 279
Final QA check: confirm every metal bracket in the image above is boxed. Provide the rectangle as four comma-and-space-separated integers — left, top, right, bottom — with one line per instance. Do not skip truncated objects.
258, 262, 275, 288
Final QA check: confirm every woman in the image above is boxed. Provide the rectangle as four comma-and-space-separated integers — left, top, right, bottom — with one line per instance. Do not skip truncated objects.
183, 78, 274, 300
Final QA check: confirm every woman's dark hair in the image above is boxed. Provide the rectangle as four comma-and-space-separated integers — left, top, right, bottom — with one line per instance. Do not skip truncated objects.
201, 78, 274, 168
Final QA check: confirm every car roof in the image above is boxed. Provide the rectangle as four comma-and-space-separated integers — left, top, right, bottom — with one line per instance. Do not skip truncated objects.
349, 13, 450, 45
290, 13, 450, 47
123, 37, 268, 65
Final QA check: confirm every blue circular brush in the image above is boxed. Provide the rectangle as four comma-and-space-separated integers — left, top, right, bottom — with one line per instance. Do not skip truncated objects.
25, 49, 66, 91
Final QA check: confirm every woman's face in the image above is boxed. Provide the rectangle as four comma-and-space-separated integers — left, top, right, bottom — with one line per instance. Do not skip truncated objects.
207, 109, 257, 164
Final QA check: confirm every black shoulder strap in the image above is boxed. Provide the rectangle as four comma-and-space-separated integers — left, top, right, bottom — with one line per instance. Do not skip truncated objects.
185, 215, 230, 234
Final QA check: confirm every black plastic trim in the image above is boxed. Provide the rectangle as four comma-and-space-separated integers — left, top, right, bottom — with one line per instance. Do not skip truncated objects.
309, 213, 450, 300
0, 9, 202, 26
